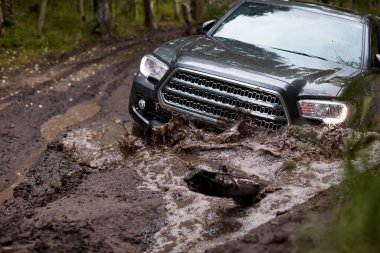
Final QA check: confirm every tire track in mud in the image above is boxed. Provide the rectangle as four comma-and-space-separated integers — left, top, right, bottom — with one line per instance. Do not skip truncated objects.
0, 27, 182, 192
0, 61, 123, 191
0, 30, 173, 100
0, 28, 183, 253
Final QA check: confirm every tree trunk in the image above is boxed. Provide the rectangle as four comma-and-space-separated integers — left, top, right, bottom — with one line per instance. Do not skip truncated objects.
190, 0, 204, 25
144, 0, 157, 30
37, 0, 47, 38
1, 0, 12, 26
0, 0, 5, 36
93, 0, 111, 36
173, 0, 180, 20
135, 0, 139, 21
181, 2, 193, 35
79, 0, 86, 23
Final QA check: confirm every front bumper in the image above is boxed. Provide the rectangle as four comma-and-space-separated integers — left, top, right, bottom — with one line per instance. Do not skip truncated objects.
128, 73, 171, 132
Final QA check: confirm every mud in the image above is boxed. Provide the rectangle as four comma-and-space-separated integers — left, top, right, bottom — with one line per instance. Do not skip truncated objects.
38, 113, 352, 253
0, 27, 182, 252
206, 187, 340, 253
0, 26, 379, 253
0, 146, 165, 253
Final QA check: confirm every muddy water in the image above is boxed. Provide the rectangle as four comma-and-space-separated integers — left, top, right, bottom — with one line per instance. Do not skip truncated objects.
60, 119, 355, 253
0, 101, 13, 111
41, 101, 100, 141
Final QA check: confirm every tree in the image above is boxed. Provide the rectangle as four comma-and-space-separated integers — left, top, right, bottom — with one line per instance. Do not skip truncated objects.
173, 0, 180, 20
1, 0, 12, 26
144, 0, 157, 30
181, 2, 193, 35
190, 0, 204, 26
37, 0, 47, 38
0, 0, 4, 36
78, 0, 86, 24
93, 0, 111, 36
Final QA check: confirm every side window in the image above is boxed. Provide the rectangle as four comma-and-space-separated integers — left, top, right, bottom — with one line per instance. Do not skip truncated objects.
371, 22, 380, 67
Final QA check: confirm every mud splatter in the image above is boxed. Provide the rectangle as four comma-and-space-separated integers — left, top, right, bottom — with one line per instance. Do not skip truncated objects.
62, 128, 123, 169
58, 115, 356, 253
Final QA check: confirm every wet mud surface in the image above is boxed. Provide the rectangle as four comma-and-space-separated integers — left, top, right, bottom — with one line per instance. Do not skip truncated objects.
1, 27, 380, 253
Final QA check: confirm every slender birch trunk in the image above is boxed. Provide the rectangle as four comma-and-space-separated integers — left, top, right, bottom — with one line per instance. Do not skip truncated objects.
37, 0, 47, 38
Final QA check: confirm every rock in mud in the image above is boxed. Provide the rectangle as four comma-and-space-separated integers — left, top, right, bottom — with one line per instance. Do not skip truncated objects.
184, 165, 267, 206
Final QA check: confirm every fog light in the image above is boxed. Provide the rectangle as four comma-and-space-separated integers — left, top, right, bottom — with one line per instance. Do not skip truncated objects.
138, 99, 146, 110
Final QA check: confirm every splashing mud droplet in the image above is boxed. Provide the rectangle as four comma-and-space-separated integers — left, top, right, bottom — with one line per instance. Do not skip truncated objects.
61, 121, 134, 168
41, 101, 100, 141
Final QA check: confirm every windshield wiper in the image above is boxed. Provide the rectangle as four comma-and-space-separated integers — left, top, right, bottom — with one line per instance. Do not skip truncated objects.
270, 47, 328, 61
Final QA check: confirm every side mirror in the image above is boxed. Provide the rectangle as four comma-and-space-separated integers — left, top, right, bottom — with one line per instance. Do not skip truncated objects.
375, 54, 380, 68
202, 20, 217, 33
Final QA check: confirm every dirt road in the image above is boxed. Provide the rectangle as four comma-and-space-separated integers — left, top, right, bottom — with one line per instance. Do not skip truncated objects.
1, 28, 378, 253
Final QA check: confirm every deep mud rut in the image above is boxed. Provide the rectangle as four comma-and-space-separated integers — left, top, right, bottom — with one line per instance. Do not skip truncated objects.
1, 27, 379, 253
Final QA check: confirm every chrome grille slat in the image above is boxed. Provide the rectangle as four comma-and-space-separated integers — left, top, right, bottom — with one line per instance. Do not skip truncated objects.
171, 77, 282, 110
165, 86, 286, 122
159, 69, 289, 130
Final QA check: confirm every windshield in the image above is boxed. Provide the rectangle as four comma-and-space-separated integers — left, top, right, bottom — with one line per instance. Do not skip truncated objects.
212, 2, 364, 68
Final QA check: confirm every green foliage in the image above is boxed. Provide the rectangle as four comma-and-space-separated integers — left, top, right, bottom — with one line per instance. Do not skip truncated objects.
296, 132, 380, 253
308, 0, 380, 15
0, 0, 179, 68
205, 1, 231, 20
0, 0, 379, 69
0, 1, 94, 67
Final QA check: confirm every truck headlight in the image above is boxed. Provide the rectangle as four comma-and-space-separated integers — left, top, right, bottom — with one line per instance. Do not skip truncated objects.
140, 55, 168, 81
298, 100, 348, 124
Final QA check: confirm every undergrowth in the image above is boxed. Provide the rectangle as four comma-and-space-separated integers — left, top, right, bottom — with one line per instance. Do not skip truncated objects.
295, 130, 380, 253
0, 0, 179, 70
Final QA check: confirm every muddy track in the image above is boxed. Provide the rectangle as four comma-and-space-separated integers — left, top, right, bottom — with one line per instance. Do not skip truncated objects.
0, 27, 181, 191
0, 27, 182, 253
0, 145, 166, 253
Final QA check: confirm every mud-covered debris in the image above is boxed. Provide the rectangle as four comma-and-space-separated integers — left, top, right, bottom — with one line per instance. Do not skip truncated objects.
151, 115, 205, 145
118, 128, 145, 158
184, 165, 267, 206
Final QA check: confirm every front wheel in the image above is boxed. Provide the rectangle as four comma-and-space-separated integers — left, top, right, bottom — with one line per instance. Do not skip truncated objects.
131, 122, 144, 137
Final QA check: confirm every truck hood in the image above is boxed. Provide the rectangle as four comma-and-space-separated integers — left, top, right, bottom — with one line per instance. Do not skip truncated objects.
154, 35, 362, 98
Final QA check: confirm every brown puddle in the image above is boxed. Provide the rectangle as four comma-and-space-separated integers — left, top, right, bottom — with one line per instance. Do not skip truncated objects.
41, 101, 100, 141
0, 101, 13, 111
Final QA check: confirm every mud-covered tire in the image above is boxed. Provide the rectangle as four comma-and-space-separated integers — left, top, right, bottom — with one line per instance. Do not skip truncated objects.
233, 196, 256, 207
131, 122, 144, 137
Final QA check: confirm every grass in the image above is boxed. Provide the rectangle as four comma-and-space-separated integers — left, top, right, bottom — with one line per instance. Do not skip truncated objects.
295, 131, 380, 253
0, 0, 181, 70
0, 1, 93, 68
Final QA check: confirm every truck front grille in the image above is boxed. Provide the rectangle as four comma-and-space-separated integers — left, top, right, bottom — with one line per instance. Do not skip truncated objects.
159, 70, 288, 130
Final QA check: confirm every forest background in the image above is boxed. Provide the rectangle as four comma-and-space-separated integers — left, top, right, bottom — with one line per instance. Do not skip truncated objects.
0, 0, 379, 68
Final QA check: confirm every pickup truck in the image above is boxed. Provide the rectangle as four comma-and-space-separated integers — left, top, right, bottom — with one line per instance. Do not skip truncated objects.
129, 0, 380, 135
